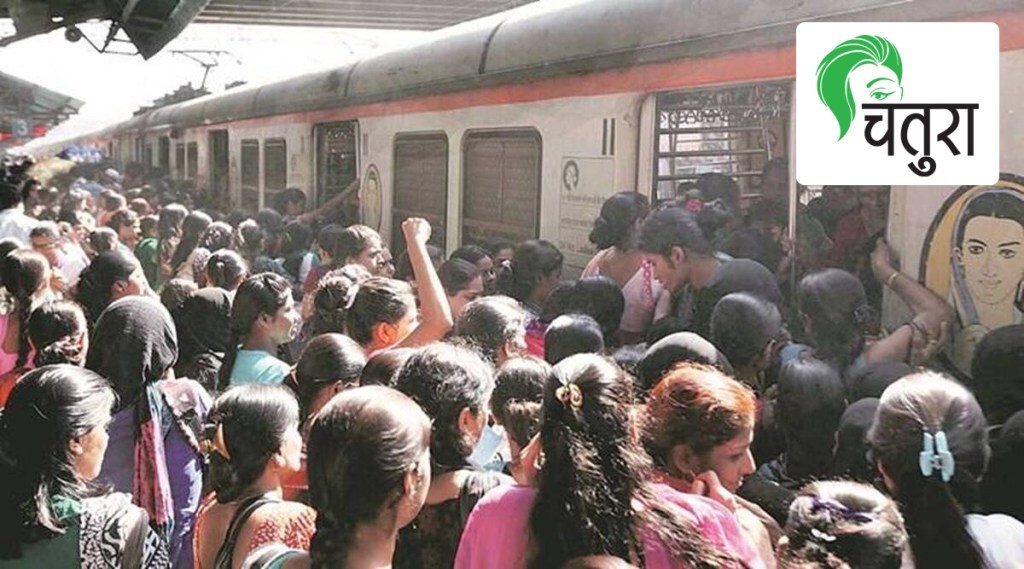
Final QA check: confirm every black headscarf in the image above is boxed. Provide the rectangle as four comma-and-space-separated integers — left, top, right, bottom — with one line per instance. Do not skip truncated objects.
832, 397, 880, 482
175, 288, 232, 365
637, 331, 732, 395
85, 295, 178, 537
174, 288, 232, 392
87, 295, 178, 410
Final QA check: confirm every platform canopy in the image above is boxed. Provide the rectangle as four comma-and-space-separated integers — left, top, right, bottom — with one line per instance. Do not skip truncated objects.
0, 0, 213, 59
0, 70, 82, 147
195, 0, 537, 30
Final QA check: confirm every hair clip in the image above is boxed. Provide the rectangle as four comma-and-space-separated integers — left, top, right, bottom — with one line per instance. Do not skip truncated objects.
343, 284, 360, 310
809, 528, 837, 543
202, 423, 231, 461
555, 384, 583, 409
919, 431, 955, 482
810, 496, 876, 524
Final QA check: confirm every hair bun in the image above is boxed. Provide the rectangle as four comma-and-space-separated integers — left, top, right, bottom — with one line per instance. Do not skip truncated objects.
589, 216, 616, 249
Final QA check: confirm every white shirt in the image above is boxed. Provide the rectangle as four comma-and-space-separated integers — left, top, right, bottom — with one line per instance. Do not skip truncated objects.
967, 513, 1024, 568
0, 205, 38, 244
59, 243, 90, 288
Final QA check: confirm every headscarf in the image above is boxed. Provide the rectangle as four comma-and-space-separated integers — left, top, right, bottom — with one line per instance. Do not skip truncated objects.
175, 288, 232, 367
636, 331, 732, 395
86, 296, 178, 539
832, 397, 880, 482
693, 258, 783, 337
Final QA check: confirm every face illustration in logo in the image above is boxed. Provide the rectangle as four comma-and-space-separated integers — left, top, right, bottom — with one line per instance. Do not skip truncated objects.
816, 35, 904, 140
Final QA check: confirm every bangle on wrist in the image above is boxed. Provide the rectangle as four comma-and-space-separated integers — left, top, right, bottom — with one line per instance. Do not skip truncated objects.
886, 271, 901, 288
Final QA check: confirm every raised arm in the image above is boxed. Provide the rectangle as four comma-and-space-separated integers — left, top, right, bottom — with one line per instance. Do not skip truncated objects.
864, 238, 955, 364
297, 178, 360, 224
397, 217, 453, 347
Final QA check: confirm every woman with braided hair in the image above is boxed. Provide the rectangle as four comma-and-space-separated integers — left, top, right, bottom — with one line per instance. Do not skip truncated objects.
242, 386, 431, 569
28, 300, 88, 367
193, 385, 312, 569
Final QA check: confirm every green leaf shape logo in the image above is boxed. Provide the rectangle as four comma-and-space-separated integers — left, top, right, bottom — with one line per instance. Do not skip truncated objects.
816, 35, 903, 140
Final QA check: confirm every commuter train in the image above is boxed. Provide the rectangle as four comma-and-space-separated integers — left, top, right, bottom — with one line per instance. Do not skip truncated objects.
28, 0, 1024, 378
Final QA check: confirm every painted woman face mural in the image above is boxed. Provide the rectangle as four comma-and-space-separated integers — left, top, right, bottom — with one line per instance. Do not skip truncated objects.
922, 180, 1024, 377
816, 35, 904, 140
953, 190, 1024, 315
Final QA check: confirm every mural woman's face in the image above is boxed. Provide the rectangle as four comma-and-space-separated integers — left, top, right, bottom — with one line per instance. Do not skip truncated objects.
957, 215, 1024, 306
848, 63, 902, 104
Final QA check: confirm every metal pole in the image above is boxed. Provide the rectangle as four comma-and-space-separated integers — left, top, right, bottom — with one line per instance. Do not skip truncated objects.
787, 83, 798, 296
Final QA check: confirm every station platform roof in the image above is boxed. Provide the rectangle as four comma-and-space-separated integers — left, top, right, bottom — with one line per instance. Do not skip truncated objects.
195, 0, 537, 30
0, 70, 82, 145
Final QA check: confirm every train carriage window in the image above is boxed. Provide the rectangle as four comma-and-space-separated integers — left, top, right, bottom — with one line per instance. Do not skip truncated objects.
393, 133, 448, 252
462, 130, 541, 245
158, 137, 170, 173
264, 138, 287, 207
175, 143, 185, 180
186, 142, 198, 180
143, 143, 153, 173
240, 139, 260, 212
654, 82, 791, 203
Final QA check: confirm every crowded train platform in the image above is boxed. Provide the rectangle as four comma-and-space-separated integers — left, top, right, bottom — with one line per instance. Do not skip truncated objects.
1, 0, 1024, 568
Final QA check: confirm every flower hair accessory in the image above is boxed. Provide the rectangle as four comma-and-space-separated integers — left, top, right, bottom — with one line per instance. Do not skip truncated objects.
555, 383, 583, 409
919, 431, 955, 482
343, 284, 360, 310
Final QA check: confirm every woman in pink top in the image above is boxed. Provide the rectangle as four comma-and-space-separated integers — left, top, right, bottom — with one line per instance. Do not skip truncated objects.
582, 192, 664, 345
455, 354, 763, 569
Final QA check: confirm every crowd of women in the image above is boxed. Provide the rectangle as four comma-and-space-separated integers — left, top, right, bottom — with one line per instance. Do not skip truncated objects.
1, 155, 1023, 569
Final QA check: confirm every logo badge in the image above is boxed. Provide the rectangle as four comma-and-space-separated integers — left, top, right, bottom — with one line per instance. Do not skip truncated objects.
796, 23, 999, 185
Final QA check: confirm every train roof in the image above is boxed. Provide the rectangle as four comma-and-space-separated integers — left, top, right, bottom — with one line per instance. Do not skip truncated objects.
34, 0, 1022, 147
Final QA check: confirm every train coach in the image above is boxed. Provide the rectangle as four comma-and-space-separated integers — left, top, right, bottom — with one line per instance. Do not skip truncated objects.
28, 0, 1024, 379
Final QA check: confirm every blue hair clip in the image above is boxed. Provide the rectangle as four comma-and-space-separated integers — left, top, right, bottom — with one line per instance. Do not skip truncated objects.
919, 431, 955, 482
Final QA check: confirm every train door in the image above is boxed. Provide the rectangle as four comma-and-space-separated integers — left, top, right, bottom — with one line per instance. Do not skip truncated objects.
314, 121, 358, 223
651, 81, 791, 203
209, 130, 229, 207
158, 136, 170, 173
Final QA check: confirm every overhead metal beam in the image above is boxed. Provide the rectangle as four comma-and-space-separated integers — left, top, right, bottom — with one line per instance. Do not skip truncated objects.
194, 0, 533, 30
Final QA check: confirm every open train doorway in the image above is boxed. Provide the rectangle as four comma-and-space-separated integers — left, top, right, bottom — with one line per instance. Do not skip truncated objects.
209, 130, 229, 209
314, 121, 358, 225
